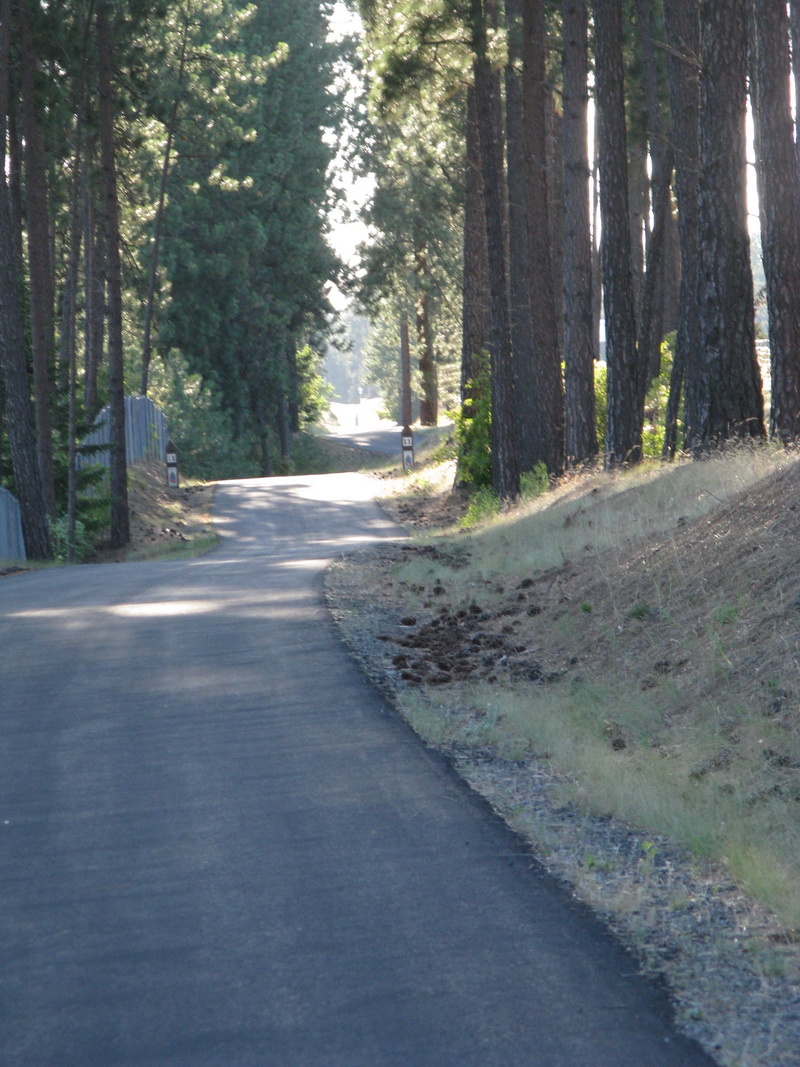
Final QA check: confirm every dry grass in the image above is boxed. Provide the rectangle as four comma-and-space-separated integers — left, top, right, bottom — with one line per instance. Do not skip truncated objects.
384, 446, 800, 925
90, 457, 218, 562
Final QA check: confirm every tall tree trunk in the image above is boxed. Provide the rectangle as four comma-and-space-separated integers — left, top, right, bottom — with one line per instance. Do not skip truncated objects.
688, 0, 764, 448
0, 183, 51, 559
546, 91, 565, 356
595, 0, 642, 465
0, 0, 9, 169
561, 0, 596, 464
627, 138, 648, 334
18, 0, 56, 515
504, 0, 539, 472
141, 14, 189, 396
0, 1, 49, 558
471, 0, 519, 501
400, 311, 412, 428
63, 155, 84, 561
790, 3, 800, 176
752, 0, 800, 442
254, 399, 272, 477
461, 85, 491, 397
96, 0, 130, 547
278, 390, 292, 468
83, 182, 106, 420
1, 0, 10, 486
414, 247, 438, 426
662, 202, 681, 336
7, 90, 23, 274
63, 75, 87, 562
591, 113, 602, 370
662, 0, 701, 457
522, 0, 564, 476
635, 0, 674, 394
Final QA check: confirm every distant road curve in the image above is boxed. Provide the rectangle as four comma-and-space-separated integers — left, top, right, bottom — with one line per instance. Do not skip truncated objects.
322, 400, 444, 456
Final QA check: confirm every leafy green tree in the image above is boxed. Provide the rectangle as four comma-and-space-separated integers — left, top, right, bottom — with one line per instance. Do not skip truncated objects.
161, 0, 344, 474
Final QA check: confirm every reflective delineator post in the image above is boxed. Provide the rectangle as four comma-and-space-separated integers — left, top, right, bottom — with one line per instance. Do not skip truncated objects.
401, 425, 414, 471
166, 439, 179, 488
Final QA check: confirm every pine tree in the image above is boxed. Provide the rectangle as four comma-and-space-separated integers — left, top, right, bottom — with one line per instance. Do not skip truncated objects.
595, 0, 642, 465
688, 0, 764, 448
561, 0, 596, 464
752, 0, 800, 442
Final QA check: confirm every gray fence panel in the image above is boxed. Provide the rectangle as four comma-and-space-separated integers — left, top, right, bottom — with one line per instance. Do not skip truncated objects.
77, 395, 168, 471
0, 488, 25, 561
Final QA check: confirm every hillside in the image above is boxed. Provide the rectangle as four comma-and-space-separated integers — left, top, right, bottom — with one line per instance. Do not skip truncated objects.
326, 448, 800, 1067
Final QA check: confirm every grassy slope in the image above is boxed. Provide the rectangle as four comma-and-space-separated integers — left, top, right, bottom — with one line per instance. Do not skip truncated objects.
373, 448, 800, 927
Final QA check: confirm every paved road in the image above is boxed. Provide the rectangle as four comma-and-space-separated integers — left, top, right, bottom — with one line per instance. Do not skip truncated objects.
324, 423, 406, 456
0, 474, 717, 1066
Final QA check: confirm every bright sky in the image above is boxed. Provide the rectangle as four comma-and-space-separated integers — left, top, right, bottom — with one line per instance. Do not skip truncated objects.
329, 1, 362, 40
326, 2, 370, 304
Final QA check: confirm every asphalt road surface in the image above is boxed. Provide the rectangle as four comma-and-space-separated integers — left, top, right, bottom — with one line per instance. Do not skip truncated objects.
0, 474, 718, 1066
322, 400, 442, 458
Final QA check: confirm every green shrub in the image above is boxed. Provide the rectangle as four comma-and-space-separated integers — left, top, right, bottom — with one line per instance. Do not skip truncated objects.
594, 361, 607, 453
150, 354, 260, 480
451, 352, 492, 489
521, 462, 549, 500
49, 515, 93, 562
461, 486, 500, 528
642, 339, 674, 458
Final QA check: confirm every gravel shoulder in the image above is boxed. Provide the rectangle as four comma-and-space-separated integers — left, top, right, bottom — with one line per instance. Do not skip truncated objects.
325, 537, 800, 1067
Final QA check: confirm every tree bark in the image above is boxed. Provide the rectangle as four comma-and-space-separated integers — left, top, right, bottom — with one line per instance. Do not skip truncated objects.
0, 0, 9, 173
254, 398, 273, 477
96, 0, 130, 547
400, 311, 412, 428
662, 0, 700, 457
0, 0, 9, 482
790, 3, 800, 177
627, 137, 648, 336
635, 0, 674, 394
522, 0, 564, 476
414, 247, 438, 426
461, 85, 491, 398
278, 389, 292, 468
688, 0, 764, 448
83, 181, 106, 420
504, 0, 539, 471
0, 183, 51, 559
471, 0, 519, 501
141, 13, 189, 396
62, 132, 84, 562
18, 0, 56, 515
561, 0, 596, 464
752, 0, 800, 442
595, 0, 642, 465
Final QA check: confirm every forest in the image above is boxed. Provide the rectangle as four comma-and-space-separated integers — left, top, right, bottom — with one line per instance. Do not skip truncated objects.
357, 0, 800, 501
0, 0, 346, 559
1, 0, 798, 559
